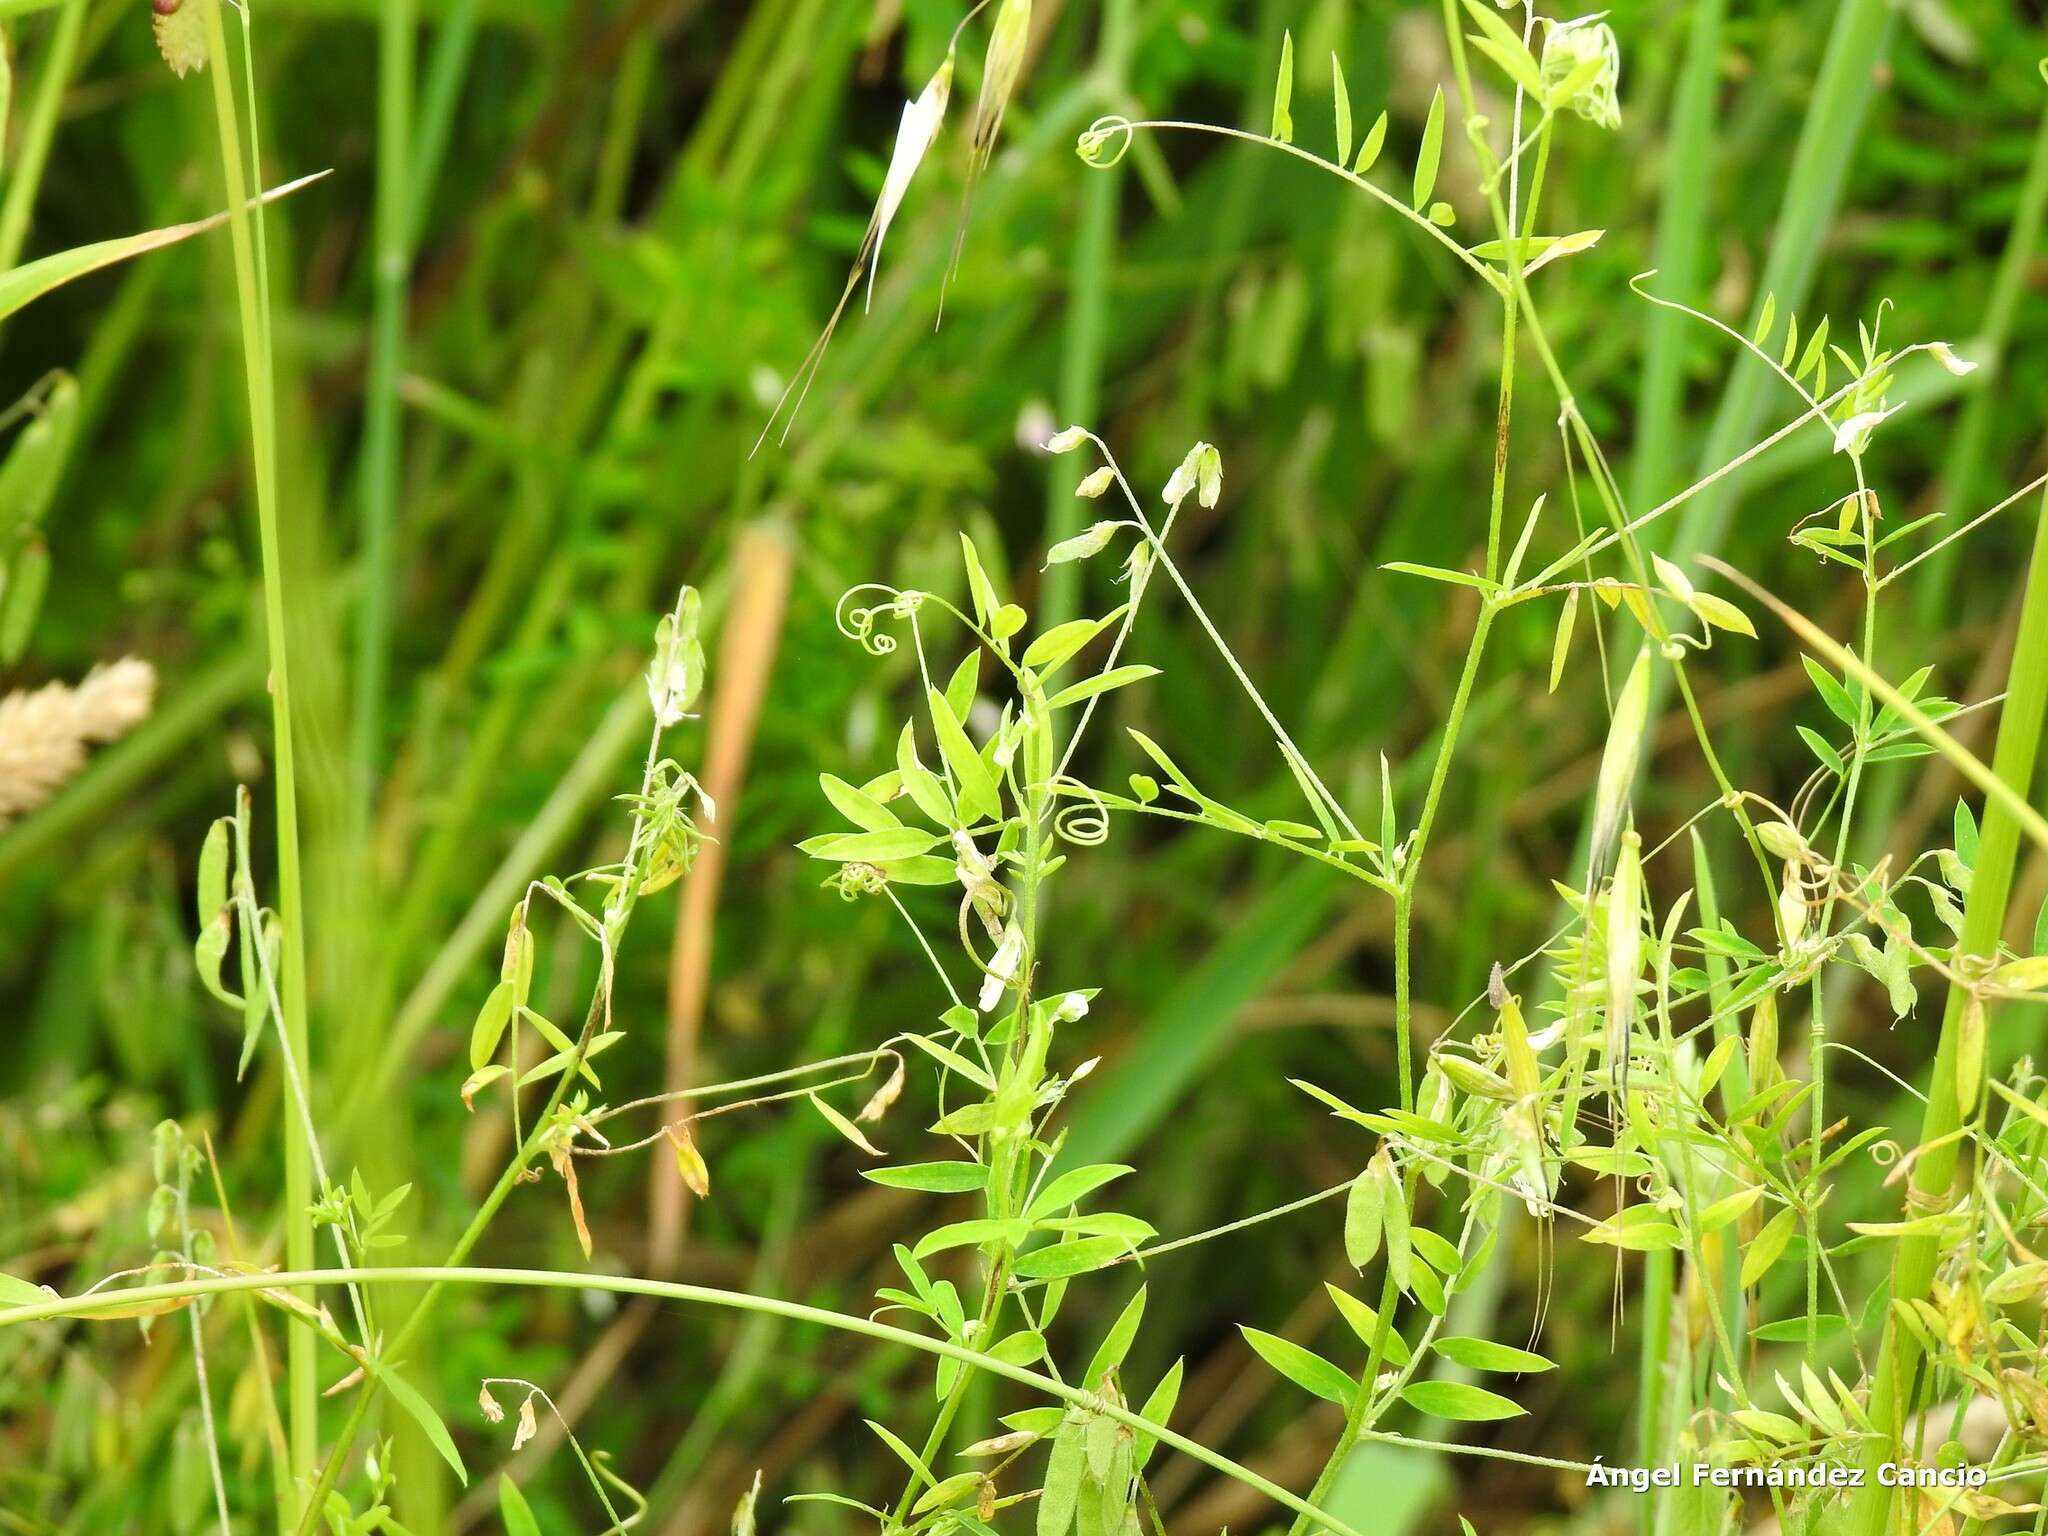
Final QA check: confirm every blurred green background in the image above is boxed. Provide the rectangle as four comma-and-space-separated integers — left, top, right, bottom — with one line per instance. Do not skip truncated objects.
4, 0, 2048, 1530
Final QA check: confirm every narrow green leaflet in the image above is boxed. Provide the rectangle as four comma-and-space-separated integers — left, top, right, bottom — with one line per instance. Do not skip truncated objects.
1239, 1327, 1356, 1406
820, 773, 901, 831
865, 1419, 937, 1488
1013, 1235, 1127, 1280
362, 1358, 467, 1483
1081, 1286, 1146, 1388
1270, 30, 1294, 143
1582, 1207, 1683, 1251
1344, 1168, 1382, 1268
1399, 1380, 1525, 1421
897, 722, 958, 826
1412, 86, 1444, 210
469, 980, 515, 1072
1021, 610, 1123, 675
804, 828, 944, 862
1028, 1163, 1133, 1219
1551, 589, 1579, 692
861, 1162, 989, 1193
1741, 1206, 1799, 1287
1325, 1284, 1413, 1365
928, 689, 1002, 823
1048, 665, 1159, 710
1132, 1359, 1183, 1471
498, 1478, 541, 1536
1381, 561, 1500, 592
1332, 53, 1352, 163
1432, 1336, 1554, 1373
905, 1033, 996, 1091
810, 1093, 882, 1155
1462, 1, 1543, 96
1355, 109, 1388, 174
196, 818, 229, 924
944, 652, 980, 722
959, 534, 1002, 632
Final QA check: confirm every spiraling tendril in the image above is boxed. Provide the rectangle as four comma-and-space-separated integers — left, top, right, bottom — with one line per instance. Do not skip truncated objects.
1077, 115, 1134, 169
1050, 776, 1110, 847
835, 584, 925, 657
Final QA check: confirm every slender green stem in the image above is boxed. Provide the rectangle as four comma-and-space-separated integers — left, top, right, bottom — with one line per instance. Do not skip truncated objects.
1287, 1261, 1402, 1536
1847, 481, 2048, 1534
0, 1265, 1370, 1536
405, 0, 479, 246
884, 1254, 1012, 1534
0, 0, 84, 272
1040, 0, 1130, 632
1664, 0, 1892, 569
353, 0, 417, 821
1619, 31, 1730, 1479
294, 666, 679, 1526
1282, 23, 1538, 1522
1627, 0, 1724, 517
198, 1, 316, 1517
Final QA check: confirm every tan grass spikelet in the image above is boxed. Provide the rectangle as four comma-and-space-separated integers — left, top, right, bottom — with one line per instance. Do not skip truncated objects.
0, 658, 155, 827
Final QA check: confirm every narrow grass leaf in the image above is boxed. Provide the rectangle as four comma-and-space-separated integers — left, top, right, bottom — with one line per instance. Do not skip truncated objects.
0, 171, 329, 325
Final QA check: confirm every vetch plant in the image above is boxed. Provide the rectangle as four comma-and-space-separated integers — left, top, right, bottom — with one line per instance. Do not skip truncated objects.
8, 5, 2048, 1536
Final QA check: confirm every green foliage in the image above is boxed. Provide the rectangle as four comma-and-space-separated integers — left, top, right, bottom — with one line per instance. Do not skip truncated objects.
7, 3, 2048, 1535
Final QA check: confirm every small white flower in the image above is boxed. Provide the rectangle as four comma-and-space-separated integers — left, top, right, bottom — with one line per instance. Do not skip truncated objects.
1926, 341, 1977, 377
1046, 520, 1119, 568
1196, 443, 1222, 508
1833, 405, 1901, 456
1044, 425, 1092, 454
1162, 441, 1211, 509
979, 925, 1024, 1012
1050, 991, 1091, 1023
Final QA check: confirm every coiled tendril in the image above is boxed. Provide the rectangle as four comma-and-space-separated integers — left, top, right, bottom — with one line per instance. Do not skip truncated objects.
1077, 115, 1134, 169
836, 585, 925, 657
1050, 776, 1110, 847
